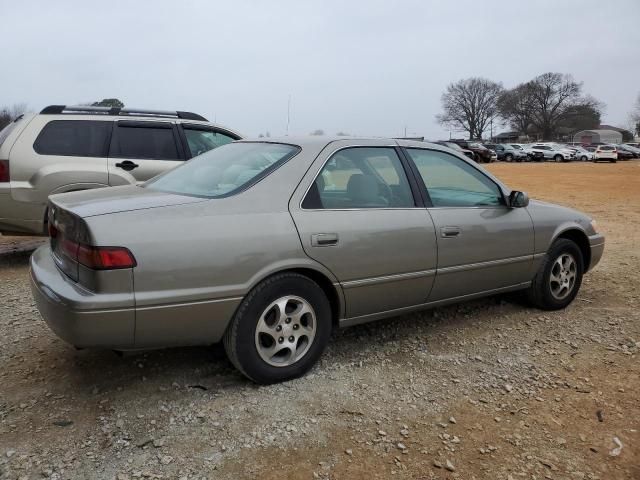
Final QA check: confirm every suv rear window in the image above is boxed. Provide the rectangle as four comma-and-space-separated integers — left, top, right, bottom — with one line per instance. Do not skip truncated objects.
34, 120, 111, 157
184, 128, 236, 157
110, 123, 180, 160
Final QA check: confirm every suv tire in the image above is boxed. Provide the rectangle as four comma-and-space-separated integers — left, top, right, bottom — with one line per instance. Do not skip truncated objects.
223, 273, 332, 384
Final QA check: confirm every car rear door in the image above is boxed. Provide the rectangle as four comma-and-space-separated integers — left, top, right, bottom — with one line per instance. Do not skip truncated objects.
289, 140, 438, 321
107, 120, 186, 185
403, 147, 534, 301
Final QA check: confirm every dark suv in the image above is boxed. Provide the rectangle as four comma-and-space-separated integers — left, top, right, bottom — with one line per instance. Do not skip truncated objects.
450, 140, 494, 163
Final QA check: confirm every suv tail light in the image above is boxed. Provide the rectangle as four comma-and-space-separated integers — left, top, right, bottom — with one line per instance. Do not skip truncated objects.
0, 160, 9, 182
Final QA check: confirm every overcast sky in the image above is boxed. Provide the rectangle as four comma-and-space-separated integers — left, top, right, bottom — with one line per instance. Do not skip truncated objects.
2, 0, 639, 139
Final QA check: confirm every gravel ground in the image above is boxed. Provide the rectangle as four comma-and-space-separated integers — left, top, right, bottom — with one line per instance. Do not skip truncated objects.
0, 161, 639, 480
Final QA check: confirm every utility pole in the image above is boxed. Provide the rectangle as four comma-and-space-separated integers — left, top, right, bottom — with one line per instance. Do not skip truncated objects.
286, 94, 291, 136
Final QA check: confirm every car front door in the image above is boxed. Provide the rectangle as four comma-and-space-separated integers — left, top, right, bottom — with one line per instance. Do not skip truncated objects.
403, 147, 534, 302
289, 141, 438, 321
107, 120, 185, 185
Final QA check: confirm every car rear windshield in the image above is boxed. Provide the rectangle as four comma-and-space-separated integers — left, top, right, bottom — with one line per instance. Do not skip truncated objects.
145, 142, 300, 198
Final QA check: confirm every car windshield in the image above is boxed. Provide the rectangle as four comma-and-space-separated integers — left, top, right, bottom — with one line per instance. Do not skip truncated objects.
469, 143, 483, 148
510, 144, 522, 150
145, 142, 300, 198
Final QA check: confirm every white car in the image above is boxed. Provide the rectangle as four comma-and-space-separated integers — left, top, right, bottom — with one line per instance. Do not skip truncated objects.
593, 145, 617, 163
527, 143, 576, 162
570, 146, 595, 161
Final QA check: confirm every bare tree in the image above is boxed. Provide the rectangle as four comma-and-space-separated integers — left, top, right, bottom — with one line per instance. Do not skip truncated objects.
527, 73, 601, 139
498, 83, 537, 134
0, 103, 28, 131
499, 73, 603, 140
436, 78, 503, 139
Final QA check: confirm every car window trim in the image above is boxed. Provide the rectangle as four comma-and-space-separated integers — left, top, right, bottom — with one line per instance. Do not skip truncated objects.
181, 123, 241, 139
401, 146, 508, 208
299, 145, 424, 211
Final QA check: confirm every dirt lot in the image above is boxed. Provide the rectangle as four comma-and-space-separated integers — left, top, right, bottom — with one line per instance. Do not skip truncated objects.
1, 161, 638, 480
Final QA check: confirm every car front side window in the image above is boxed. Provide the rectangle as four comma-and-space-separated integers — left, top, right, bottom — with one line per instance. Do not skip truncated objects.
302, 147, 415, 209
405, 148, 504, 208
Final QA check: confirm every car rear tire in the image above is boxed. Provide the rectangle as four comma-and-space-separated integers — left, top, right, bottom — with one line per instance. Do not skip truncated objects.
223, 272, 332, 384
527, 239, 584, 311
580, 155, 588, 161
505, 154, 513, 162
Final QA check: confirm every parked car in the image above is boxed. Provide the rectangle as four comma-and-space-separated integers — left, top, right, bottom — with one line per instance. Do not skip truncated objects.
614, 144, 638, 159
484, 143, 527, 162
527, 143, 576, 162
571, 146, 595, 161
31, 137, 605, 384
621, 143, 640, 156
433, 141, 475, 160
593, 145, 617, 162
0, 105, 242, 235
450, 140, 494, 163
624, 142, 640, 149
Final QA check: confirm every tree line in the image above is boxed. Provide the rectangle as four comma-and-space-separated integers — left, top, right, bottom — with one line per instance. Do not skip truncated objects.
437, 73, 607, 141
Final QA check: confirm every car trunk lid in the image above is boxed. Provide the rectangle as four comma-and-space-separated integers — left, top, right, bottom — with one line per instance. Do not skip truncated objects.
48, 184, 208, 218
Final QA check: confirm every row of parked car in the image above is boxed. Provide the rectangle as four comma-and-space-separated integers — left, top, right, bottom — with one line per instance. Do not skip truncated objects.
439, 139, 640, 164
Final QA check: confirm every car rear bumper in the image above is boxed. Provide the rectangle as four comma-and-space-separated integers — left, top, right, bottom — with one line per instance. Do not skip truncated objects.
588, 234, 605, 272
30, 245, 135, 348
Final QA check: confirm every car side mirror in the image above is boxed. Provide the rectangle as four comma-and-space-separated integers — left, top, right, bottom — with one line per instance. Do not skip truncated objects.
508, 190, 529, 208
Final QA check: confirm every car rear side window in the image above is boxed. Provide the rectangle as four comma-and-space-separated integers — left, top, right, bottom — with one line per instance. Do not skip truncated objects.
406, 148, 504, 208
302, 147, 415, 209
183, 128, 237, 157
33, 120, 111, 157
110, 123, 180, 160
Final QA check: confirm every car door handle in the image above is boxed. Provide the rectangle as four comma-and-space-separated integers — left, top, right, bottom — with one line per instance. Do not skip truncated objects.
311, 233, 339, 247
115, 160, 139, 171
440, 226, 461, 238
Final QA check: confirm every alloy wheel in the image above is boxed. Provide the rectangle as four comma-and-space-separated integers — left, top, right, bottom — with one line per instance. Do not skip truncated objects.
255, 295, 317, 367
549, 253, 577, 300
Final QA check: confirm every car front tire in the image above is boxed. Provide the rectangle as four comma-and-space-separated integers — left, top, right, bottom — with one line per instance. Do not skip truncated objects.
527, 239, 584, 311
223, 273, 332, 384
554, 154, 563, 162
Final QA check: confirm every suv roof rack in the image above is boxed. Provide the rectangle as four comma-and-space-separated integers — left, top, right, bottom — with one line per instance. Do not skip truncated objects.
40, 105, 208, 122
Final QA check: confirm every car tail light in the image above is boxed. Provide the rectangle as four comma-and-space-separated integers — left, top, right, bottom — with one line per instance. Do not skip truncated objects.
49, 221, 136, 270
77, 244, 137, 270
0, 160, 9, 182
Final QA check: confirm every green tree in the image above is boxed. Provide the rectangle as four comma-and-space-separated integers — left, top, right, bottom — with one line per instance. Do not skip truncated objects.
91, 98, 124, 108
